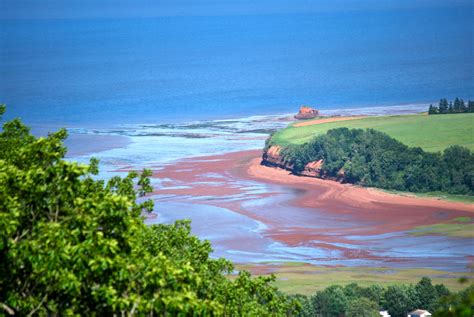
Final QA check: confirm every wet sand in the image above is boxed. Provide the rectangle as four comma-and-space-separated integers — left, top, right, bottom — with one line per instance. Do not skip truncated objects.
149, 150, 474, 271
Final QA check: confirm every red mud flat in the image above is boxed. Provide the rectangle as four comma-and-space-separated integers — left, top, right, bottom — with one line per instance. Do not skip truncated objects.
151, 150, 259, 197
150, 151, 283, 226
151, 149, 474, 239
149, 150, 474, 269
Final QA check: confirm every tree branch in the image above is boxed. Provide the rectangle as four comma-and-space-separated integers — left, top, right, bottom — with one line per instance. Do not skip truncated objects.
27, 294, 47, 317
1, 303, 15, 315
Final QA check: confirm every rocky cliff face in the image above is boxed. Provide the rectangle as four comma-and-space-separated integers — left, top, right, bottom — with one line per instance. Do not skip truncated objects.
300, 159, 324, 177
262, 146, 346, 181
261, 146, 292, 170
262, 145, 324, 177
294, 106, 319, 120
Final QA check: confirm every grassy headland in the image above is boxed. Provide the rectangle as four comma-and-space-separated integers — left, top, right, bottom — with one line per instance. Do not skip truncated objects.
265, 113, 474, 196
271, 113, 474, 152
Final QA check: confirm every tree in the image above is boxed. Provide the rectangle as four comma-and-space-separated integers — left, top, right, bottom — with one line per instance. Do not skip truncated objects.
429, 98, 472, 115
438, 99, 449, 114
442, 145, 474, 195
361, 284, 385, 306
448, 101, 454, 113
344, 283, 364, 299
384, 285, 418, 317
346, 297, 380, 317
289, 294, 315, 317
312, 285, 348, 317
460, 99, 467, 113
468, 101, 474, 113
453, 98, 462, 113
435, 284, 450, 298
0, 105, 299, 315
434, 283, 474, 317
415, 277, 438, 311
428, 104, 438, 115
432, 284, 451, 311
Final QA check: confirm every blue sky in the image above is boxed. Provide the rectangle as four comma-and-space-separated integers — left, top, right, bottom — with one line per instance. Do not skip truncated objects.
1, 0, 471, 19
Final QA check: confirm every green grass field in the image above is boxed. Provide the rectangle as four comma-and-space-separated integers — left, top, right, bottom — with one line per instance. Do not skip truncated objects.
271, 113, 474, 152
235, 263, 474, 295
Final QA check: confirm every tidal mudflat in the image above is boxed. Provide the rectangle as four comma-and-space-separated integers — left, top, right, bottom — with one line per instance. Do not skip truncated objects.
148, 150, 474, 272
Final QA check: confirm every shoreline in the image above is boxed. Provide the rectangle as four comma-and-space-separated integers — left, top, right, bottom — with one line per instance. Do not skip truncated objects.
247, 157, 474, 212
149, 149, 473, 271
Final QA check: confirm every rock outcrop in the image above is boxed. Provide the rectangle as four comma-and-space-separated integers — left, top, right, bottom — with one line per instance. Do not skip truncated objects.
262, 146, 347, 182
300, 160, 324, 177
294, 106, 319, 120
262, 145, 293, 170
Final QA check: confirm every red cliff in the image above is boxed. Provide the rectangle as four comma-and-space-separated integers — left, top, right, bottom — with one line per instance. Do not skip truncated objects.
262, 147, 347, 182
300, 160, 324, 177
262, 145, 293, 170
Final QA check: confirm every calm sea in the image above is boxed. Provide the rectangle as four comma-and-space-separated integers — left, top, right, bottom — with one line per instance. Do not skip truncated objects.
1, 1, 472, 127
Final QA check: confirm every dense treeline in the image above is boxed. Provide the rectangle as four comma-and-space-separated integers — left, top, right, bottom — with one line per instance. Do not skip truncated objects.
280, 128, 474, 195
0, 105, 299, 315
292, 277, 474, 317
428, 98, 474, 114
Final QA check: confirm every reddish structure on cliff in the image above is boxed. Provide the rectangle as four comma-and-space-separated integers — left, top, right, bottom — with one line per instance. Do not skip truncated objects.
294, 106, 319, 120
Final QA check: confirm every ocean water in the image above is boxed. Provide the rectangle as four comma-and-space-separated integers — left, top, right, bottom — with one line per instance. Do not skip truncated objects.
1, 1, 472, 127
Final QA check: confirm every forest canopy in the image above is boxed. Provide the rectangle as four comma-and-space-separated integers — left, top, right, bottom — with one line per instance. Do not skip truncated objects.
0, 105, 299, 315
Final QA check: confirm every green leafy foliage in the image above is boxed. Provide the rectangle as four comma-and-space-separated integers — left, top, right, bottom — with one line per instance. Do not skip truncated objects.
434, 283, 474, 317
383, 284, 419, 317
312, 285, 348, 316
280, 128, 474, 195
292, 278, 473, 317
0, 105, 299, 315
346, 297, 379, 317
416, 277, 439, 311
